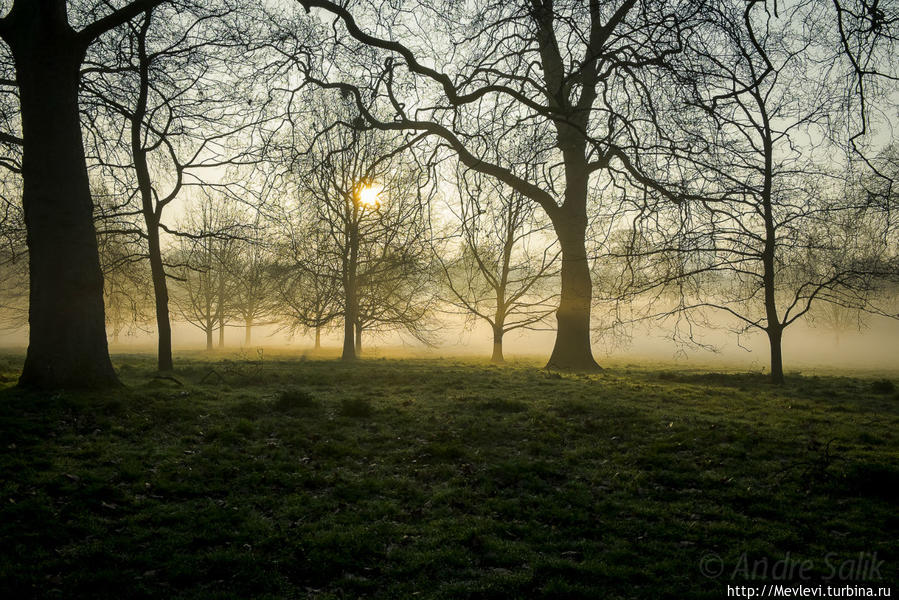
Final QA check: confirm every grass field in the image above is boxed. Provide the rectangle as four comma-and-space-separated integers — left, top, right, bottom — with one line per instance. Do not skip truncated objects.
0, 351, 897, 599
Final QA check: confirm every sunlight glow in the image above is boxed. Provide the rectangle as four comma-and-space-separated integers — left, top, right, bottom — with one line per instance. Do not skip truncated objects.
356, 182, 382, 208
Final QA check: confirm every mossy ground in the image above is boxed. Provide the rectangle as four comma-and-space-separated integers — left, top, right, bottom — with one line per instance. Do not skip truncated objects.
0, 351, 896, 598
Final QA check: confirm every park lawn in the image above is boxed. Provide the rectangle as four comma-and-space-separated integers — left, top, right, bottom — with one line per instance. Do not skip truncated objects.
0, 352, 896, 599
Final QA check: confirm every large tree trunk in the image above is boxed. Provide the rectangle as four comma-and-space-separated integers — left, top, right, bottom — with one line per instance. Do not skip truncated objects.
11, 6, 119, 388
546, 211, 600, 371
354, 322, 362, 355
341, 267, 356, 360
760, 133, 783, 385
490, 321, 504, 363
341, 306, 356, 360
206, 326, 213, 351
767, 326, 785, 385
244, 319, 252, 346
314, 325, 321, 350
491, 337, 504, 363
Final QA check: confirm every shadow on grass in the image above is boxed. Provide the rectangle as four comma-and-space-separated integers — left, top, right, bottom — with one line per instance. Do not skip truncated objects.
0, 355, 897, 598
655, 371, 769, 387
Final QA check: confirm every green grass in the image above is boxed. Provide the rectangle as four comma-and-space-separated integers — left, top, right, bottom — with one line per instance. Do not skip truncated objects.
0, 352, 897, 599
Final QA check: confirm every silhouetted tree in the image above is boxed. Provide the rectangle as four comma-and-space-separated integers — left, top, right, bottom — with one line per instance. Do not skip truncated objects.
97, 227, 153, 344
82, 2, 271, 371
615, 0, 899, 383
172, 194, 242, 350
271, 210, 341, 350
227, 213, 279, 347
286, 93, 435, 360
294, 0, 702, 370
0, 182, 26, 331
0, 0, 169, 388
808, 303, 868, 347
440, 166, 558, 363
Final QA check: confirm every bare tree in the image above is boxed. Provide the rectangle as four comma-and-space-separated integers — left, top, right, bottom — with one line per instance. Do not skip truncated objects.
0, 0, 174, 388
227, 213, 279, 347
171, 194, 242, 350
285, 93, 435, 360
807, 303, 868, 347
0, 183, 26, 331
440, 166, 559, 363
98, 228, 153, 345
291, 0, 701, 370
0, 254, 25, 331
614, 0, 898, 383
353, 230, 439, 354
0, 64, 25, 331
271, 206, 341, 350
82, 2, 271, 371
351, 166, 438, 354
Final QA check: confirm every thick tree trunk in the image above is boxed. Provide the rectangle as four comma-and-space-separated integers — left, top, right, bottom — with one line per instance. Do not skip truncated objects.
491, 323, 504, 363
206, 327, 213, 351
341, 308, 356, 360
761, 182, 784, 384
767, 326, 785, 385
218, 321, 225, 348
354, 322, 362, 355
341, 267, 356, 360
314, 325, 321, 350
244, 319, 252, 346
546, 212, 600, 371
491, 340, 504, 363
11, 9, 119, 388
759, 102, 784, 385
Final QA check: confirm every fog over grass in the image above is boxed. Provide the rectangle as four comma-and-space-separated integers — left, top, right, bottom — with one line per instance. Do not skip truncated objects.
4, 315, 896, 374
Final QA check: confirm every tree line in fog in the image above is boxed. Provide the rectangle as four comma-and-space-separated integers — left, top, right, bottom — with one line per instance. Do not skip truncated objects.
0, 0, 896, 387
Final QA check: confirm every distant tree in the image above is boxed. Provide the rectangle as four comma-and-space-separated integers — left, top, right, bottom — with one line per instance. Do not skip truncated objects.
227, 213, 280, 347
353, 234, 439, 354
0, 254, 25, 331
617, 0, 898, 383
0, 185, 26, 331
351, 172, 438, 354
286, 93, 436, 360
271, 204, 341, 350
440, 166, 558, 363
172, 195, 242, 350
97, 229, 153, 344
808, 303, 868, 347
